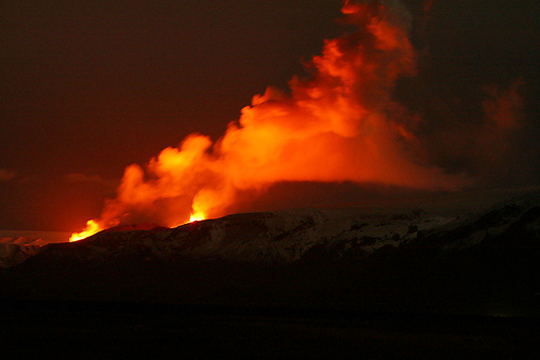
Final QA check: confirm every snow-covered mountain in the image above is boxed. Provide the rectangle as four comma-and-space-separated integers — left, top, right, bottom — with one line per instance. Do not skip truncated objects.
2, 192, 539, 266
0, 236, 44, 268
8, 207, 455, 266
8, 192, 538, 266
1, 191, 539, 315
0, 230, 69, 268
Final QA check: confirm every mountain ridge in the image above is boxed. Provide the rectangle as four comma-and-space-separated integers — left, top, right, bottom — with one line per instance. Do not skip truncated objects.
1, 192, 539, 316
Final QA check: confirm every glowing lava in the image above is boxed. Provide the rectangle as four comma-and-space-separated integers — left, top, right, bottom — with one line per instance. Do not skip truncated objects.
69, 219, 102, 242
189, 211, 205, 223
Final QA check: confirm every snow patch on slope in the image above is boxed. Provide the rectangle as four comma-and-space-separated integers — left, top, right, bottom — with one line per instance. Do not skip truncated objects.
152, 207, 457, 263
0, 236, 48, 268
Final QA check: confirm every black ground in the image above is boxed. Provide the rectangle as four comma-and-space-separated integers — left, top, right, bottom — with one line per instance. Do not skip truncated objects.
1, 298, 538, 359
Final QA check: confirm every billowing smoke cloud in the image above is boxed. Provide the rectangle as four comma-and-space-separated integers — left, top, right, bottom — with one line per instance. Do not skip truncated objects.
73, 0, 476, 238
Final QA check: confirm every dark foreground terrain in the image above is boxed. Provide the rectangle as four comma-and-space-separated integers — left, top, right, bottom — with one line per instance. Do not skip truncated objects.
1, 299, 539, 359
1, 192, 539, 357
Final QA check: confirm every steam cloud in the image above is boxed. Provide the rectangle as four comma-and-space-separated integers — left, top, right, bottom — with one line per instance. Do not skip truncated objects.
73, 0, 523, 236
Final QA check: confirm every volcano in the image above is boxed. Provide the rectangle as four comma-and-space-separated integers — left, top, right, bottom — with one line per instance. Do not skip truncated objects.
2, 0, 538, 356
2, 190, 539, 316
1, 190, 539, 357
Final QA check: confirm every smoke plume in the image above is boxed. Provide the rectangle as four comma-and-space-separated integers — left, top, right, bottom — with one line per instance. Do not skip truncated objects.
72, 1, 473, 238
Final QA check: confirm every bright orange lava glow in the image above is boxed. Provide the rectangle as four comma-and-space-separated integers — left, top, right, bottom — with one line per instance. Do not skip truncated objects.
189, 212, 206, 223
69, 219, 103, 242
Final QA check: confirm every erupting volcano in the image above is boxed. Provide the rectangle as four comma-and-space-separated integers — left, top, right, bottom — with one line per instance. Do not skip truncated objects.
2, 3, 539, 355
68, 0, 525, 241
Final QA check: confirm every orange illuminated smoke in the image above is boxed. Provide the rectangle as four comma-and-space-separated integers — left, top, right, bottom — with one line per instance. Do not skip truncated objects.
70, 1, 471, 241
69, 219, 102, 242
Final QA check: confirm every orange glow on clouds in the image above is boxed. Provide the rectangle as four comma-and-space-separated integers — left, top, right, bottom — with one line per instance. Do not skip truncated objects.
70, 1, 469, 241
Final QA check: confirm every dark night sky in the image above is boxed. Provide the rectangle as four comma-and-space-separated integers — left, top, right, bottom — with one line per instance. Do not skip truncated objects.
1, 0, 538, 231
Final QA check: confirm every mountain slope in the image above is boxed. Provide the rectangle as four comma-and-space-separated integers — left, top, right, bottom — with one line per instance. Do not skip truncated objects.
1, 192, 539, 316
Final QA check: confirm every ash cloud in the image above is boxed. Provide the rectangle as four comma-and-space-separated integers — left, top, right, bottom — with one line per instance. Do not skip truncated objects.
75, 0, 533, 234
83, 1, 467, 230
